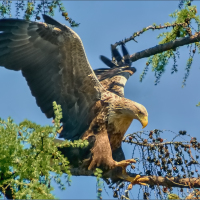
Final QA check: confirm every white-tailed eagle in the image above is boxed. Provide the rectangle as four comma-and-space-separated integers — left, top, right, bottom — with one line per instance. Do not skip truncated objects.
0, 15, 148, 180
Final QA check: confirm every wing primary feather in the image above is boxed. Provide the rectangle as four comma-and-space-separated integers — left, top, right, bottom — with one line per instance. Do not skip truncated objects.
0, 47, 9, 57
0, 17, 102, 141
7, 39, 29, 48
121, 44, 131, 65
0, 32, 30, 41
111, 44, 122, 63
100, 55, 116, 68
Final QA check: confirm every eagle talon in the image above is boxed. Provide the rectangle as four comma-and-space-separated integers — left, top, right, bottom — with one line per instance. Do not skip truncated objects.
115, 159, 136, 169
117, 164, 149, 190
127, 175, 148, 190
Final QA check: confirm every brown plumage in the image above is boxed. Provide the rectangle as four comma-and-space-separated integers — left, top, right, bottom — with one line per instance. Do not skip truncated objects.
0, 15, 148, 171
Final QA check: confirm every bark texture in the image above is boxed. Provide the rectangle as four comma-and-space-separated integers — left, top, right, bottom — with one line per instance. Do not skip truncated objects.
130, 31, 200, 62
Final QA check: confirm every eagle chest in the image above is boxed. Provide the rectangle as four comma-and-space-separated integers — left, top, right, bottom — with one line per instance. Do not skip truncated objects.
108, 116, 133, 150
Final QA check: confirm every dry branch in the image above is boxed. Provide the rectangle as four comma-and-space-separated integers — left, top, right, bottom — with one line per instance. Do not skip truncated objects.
114, 22, 187, 47
122, 140, 190, 147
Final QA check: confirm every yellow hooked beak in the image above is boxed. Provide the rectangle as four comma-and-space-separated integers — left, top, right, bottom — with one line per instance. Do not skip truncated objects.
140, 115, 148, 129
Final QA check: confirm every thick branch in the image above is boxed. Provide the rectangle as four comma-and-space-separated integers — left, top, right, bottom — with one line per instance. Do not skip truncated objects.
130, 31, 200, 62
68, 166, 200, 189
127, 173, 200, 188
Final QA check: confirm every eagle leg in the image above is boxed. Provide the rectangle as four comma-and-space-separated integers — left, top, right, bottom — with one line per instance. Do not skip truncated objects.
87, 134, 149, 187
88, 131, 116, 170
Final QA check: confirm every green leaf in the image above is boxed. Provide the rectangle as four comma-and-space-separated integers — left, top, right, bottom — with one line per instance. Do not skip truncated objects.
168, 193, 179, 199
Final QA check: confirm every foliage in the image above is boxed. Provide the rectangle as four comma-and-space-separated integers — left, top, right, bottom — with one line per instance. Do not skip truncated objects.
0, 0, 11, 18
0, 102, 78, 199
196, 102, 200, 107
0, 0, 79, 27
167, 193, 179, 199
94, 168, 103, 200
114, 1, 200, 86
136, 1, 200, 85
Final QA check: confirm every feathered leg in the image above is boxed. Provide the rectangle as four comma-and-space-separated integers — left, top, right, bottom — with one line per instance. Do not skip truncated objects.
88, 131, 116, 170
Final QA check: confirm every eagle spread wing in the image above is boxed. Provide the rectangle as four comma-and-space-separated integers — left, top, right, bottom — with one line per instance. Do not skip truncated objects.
0, 15, 103, 140
0, 15, 148, 172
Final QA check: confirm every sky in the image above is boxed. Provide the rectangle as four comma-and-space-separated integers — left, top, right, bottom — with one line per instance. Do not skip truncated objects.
1, 1, 200, 199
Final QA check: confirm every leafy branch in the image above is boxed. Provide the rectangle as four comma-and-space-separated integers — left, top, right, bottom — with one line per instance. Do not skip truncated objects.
0, 102, 85, 199
1, 0, 80, 27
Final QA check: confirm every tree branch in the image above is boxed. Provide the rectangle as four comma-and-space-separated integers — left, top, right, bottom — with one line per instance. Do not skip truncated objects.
114, 22, 187, 47
68, 166, 200, 189
122, 140, 190, 147
129, 31, 200, 62
126, 173, 200, 189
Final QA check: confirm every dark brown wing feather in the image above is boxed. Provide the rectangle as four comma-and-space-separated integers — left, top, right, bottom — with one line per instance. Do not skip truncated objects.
0, 16, 103, 140
95, 45, 136, 97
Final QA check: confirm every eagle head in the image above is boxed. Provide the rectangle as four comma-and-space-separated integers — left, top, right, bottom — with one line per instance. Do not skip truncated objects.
110, 98, 148, 129
131, 101, 148, 129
